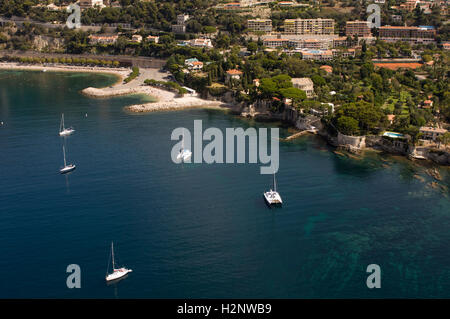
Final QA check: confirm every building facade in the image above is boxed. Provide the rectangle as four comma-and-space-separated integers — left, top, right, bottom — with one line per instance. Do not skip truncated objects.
247, 19, 273, 33
419, 127, 448, 141
346, 21, 371, 37
292, 78, 314, 98
379, 25, 436, 44
283, 18, 335, 35
79, 0, 104, 9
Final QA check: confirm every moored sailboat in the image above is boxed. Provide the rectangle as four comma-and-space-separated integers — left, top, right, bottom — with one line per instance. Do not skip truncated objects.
60, 144, 76, 174
263, 172, 282, 206
59, 113, 75, 136
106, 242, 132, 282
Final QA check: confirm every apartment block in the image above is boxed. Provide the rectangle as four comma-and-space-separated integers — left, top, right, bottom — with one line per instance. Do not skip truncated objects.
283, 18, 335, 35
247, 19, 273, 33
263, 38, 290, 48
379, 25, 436, 44
346, 21, 371, 37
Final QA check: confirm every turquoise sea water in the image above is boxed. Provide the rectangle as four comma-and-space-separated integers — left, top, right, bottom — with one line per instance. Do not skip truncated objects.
0, 70, 449, 298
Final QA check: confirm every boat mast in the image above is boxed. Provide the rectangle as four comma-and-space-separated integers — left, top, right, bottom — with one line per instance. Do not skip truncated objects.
60, 113, 64, 132
63, 145, 67, 167
111, 242, 115, 270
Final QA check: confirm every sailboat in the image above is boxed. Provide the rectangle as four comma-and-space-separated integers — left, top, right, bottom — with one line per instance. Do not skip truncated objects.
263, 172, 282, 206
176, 129, 192, 162
106, 242, 132, 282
60, 144, 76, 174
59, 113, 75, 136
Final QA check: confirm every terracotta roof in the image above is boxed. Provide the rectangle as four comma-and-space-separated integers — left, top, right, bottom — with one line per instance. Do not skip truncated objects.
373, 62, 422, 70
226, 69, 243, 75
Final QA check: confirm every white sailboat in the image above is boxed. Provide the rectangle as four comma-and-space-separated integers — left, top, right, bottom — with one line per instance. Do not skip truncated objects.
177, 129, 192, 162
263, 172, 282, 206
59, 113, 75, 136
106, 242, 132, 282
60, 144, 76, 174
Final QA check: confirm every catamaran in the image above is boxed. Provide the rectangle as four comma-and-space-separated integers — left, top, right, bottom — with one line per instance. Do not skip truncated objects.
263, 173, 282, 206
106, 242, 132, 282
60, 145, 76, 174
177, 129, 192, 162
59, 113, 75, 136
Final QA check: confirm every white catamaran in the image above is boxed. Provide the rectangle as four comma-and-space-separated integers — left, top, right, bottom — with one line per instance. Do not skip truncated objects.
59, 113, 75, 136
177, 129, 192, 163
106, 242, 132, 282
263, 172, 283, 206
60, 144, 76, 174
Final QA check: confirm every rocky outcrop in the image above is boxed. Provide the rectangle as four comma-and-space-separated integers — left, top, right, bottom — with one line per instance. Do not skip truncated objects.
424, 149, 450, 165
32, 35, 65, 52
336, 132, 366, 153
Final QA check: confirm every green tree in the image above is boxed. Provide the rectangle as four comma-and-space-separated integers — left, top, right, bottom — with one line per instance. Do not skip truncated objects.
337, 116, 360, 136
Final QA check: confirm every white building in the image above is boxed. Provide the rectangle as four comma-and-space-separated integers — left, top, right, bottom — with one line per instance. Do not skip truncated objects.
189, 38, 213, 48
79, 0, 104, 9
292, 78, 314, 98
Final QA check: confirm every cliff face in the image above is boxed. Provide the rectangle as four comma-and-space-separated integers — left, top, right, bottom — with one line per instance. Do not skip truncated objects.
32, 35, 65, 52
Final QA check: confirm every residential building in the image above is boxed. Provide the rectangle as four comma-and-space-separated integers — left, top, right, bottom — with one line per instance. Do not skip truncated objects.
79, 0, 104, 9
291, 78, 314, 98
419, 127, 448, 141
299, 49, 333, 61
88, 34, 118, 44
332, 48, 356, 58
177, 14, 189, 25
379, 25, 436, 44
333, 37, 350, 48
387, 114, 396, 125
172, 24, 186, 33
392, 15, 402, 23
185, 60, 203, 71
247, 19, 273, 33
400, 0, 419, 11
189, 38, 213, 48
226, 69, 243, 83
443, 42, 450, 50
346, 21, 371, 37
263, 38, 289, 48
283, 18, 335, 35
172, 14, 189, 34
146, 35, 159, 43
421, 100, 433, 109
131, 34, 142, 43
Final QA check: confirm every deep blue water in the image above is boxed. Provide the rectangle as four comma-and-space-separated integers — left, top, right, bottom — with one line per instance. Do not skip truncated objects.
0, 70, 449, 298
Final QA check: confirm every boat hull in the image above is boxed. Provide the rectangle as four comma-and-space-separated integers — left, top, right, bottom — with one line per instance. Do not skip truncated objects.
59, 129, 75, 136
60, 165, 76, 174
263, 191, 283, 206
106, 268, 132, 282
177, 149, 192, 163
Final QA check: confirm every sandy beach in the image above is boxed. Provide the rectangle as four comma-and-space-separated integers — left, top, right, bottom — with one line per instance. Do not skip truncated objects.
0, 62, 228, 112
